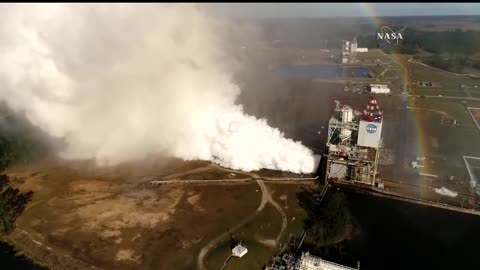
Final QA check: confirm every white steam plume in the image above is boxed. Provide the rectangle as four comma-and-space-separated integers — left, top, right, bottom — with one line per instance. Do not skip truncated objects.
0, 4, 320, 173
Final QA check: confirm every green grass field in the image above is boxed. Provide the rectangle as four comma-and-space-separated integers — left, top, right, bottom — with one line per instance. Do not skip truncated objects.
266, 183, 313, 244
238, 203, 283, 241
413, 100, 472, 123
402, 96, 480, 187
409, 62, 477, 91
203, 183, 315, 270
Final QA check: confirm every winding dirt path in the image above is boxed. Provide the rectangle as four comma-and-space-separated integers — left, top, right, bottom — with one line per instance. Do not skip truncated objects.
196, 178, 267, 270
142, 162, 292, 270
267, 191, 287, 245
195, 165, 290, 270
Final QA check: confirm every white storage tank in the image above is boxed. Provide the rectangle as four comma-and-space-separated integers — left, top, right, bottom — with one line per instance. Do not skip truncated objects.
342, 106, 353, 123
341, 106, 353, 138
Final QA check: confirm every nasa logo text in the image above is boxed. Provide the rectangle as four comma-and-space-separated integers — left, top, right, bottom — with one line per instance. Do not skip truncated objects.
376, 25, 404, 45
366, 123, 378, 134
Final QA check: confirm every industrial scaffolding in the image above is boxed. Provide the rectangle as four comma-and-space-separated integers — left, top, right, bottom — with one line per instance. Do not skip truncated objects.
324, 98, 383, 186
296, 252, 359, 270
266, 252, 359, 270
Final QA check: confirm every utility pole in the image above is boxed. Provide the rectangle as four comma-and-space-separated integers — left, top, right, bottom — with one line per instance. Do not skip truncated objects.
285, 193, 288, 209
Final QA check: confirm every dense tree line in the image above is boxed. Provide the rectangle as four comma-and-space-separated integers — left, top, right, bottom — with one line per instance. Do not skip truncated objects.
0, 174, 33, 236
359, 28, 480, 55
298, 189, 355, 246
0, 135, 45, 170
258, 18, 480, 57
259, 18, 376, 49
0, 118, 42, 236
401, 29, 480, 55
358, 28, 480, 72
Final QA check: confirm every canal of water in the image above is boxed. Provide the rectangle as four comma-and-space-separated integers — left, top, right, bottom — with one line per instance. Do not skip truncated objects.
302, 190, 480, 270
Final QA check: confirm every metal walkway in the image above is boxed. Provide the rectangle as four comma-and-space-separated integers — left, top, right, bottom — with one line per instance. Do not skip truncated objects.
297, 252, 359, 270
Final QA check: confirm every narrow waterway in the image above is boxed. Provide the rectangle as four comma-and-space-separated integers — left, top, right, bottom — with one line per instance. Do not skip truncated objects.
273, 64, 370, 80
303, 190, 480, 270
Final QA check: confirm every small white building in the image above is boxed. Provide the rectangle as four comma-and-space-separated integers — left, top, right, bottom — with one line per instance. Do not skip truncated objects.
232, 243, 248, 258
341, 37, 368, 64
369, 84, 390, 94
350, 37, 368, 52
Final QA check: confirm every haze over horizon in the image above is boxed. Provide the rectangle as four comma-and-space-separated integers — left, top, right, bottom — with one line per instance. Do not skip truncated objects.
205, 3, 480, 19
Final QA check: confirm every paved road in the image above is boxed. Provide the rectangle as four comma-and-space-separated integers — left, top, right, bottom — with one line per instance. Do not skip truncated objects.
163, 164, 215, 180
220, 255, 232, 270
395, 93, 480, 102
148, 178, 316, 186
144, 163, 317, 185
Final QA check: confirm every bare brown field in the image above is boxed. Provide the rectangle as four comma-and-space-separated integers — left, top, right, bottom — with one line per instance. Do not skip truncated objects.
4, 158, 263, 270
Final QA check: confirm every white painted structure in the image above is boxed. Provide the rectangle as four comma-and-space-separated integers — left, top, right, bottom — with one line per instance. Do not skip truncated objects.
434, 187, 458, 197
297, 252, 358, 270
341, 40, 352, 64
232, 243, 248, 258
349, 37, 368, 53
357, 120, 382, 149
369, 84, 390, 94
341, 37, 368, 64
350, 39, 357, 52
411, 161, 424, 169
341, 106, 354, 138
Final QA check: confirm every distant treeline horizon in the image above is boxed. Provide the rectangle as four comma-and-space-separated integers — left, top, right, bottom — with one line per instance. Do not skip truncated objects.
256, 19, 480, 72
254, 17, 480, 52
244, 14, 480, 22
359, 28, 480, 72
